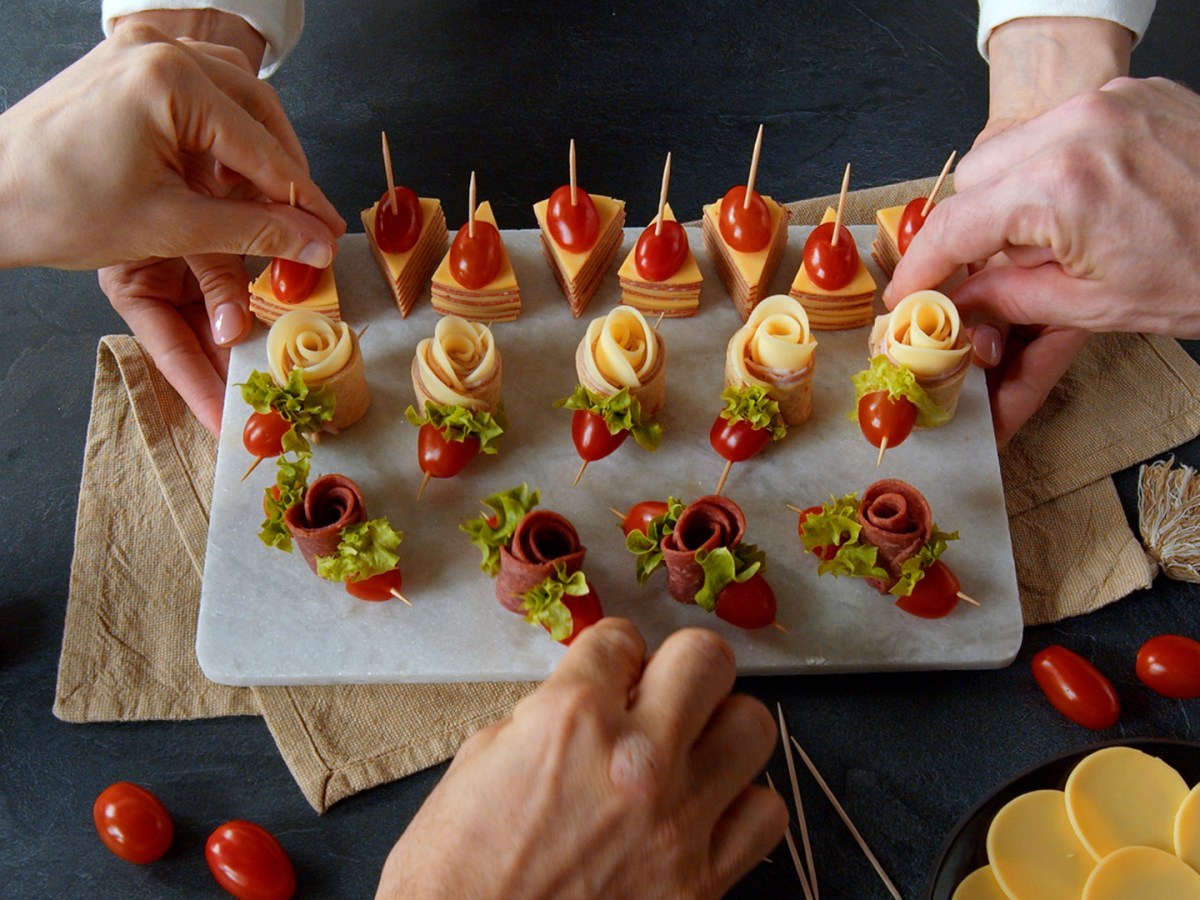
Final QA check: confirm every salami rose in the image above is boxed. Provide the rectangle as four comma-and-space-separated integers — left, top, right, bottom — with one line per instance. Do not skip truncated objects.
661, 495, 746, 603
857, 479, 931, 592
495, 511, 586, 612
284, 474, 367, 574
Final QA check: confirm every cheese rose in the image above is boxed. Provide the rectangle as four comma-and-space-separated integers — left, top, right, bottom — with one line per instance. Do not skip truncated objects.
575, 306, 666, 418
267, 309, 369, 431
410, 315, 501, 414
725, 294, 817, 425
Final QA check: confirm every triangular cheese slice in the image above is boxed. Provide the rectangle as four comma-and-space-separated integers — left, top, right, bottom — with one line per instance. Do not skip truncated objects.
361, 196, 448, 317
248, 263, 340, 327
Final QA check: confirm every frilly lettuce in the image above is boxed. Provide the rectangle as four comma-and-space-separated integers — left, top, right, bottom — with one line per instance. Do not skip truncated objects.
624, 496, 684, 584
460, 484, 541, 576
694, 543, 766, 612
405, 400, 506, 454
521, 564, 590, 642
849, 355, 948, 429
719, 385, 786, 441
316, 518, 404, 583
555, 384, 663, 452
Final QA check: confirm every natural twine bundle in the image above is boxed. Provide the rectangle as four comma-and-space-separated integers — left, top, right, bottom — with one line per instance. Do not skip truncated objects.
1138, 456, 1200, 583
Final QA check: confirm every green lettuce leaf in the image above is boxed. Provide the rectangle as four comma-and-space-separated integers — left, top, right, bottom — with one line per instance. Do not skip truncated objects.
889, 527, 959, 596
849, 355, 948, 429
694, 543, 766, 613
315, 517, 404, 583
818, 541, 889, 580
460, 484, 541, 576
240, 368, 336, 437
521, 564, 589, 642
624, 496, 684, 584
555, 384, 663, 451
404, 400, 506, 454
719, 385, 787, 441
799, 493, 863, 555
258, 449, 311, 552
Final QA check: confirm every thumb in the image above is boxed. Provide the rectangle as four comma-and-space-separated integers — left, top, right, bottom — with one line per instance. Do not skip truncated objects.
186, 253, 254, 347
179, 194, 338, 267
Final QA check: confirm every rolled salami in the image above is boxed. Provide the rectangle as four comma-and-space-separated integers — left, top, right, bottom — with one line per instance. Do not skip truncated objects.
661, 495, 746, 604
495, 510, 586, 613
575, 306, 666, 419
267, 309, 370, 431
725, 294, 817, 426
411, 314, 502, 414
857, 479, 932, 593
283, 474, 368, 574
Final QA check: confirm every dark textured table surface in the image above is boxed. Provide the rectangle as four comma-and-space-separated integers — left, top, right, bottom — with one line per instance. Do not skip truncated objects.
2, 2, 1200, 897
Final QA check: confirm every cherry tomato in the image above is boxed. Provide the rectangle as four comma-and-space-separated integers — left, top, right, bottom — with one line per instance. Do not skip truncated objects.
417, 423, 480, 478
715, 573, 777, 629
93, 782, 173, 865
1031, 645, 1120, 730
896, 196, 931, 256
243, 410, 291, 460
205, 820, 296, 900
571, 409, 629, 462
620, 500, 669, 537
802, 221, 859, 290
449, 220, 502, 289
554, 587, 604, 645
1136, 635, 1200, 699
374, 186, 423, 254
718, 185, 772, 252
709, 415, 771, 463
270, 257, 321, 304
857, 391, 917, 450
895, 560, 960, 619
796, 505, 837, 561
345, 567, 403, 602
546, 185, 600, 253
634, 219, 689, 282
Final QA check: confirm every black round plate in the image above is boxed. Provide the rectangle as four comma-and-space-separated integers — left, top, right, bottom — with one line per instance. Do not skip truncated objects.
923, 738, 1200, 900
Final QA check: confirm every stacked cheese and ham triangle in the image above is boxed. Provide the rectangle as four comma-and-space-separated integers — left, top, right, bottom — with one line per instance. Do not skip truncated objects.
534, 192, 626, 318
701, 194, 790, 321
431, 202, 521, 322
789, 207, 877, 331
724, 294, 817, 426
617, 204, 703, 318
361, 194, 448, 317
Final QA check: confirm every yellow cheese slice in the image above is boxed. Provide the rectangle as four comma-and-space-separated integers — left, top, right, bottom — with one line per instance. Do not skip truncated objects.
582, 306, 658, 389
267, 309, 353, 386
431, 201, 518, 292
987, 789, 1096, 899
413, 315, 499, 409
1175, 783, 1200, 869
532, 194, 625, 280
1081, 845, 1200, 899
874, 289, 970, 377
951, 865, 1008, 900
789, 207, 877, 298
617, 203, 703, 286
1065, 746, 1189, 860
727, 294, 816, 386
249, 262, 339, 319
876, 204, 904, 245
361, 197, 444, 278
701, 195, 787, 286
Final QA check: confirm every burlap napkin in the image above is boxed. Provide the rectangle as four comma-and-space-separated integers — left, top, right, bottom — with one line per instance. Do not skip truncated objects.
56, 179, 1200, 812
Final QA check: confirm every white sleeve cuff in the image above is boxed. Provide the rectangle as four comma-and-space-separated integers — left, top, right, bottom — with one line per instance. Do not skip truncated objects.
977, 0, 1156, 60
101, 0, 304, 77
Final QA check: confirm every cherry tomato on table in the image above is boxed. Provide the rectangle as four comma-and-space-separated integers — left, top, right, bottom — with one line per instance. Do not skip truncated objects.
1032, 645, 1120, 730
374, 186, 423, 254
895, 560, 960, 619
243, 410, 292, 460
417, 423, 480, 479
553, 587, 604, 645
896, 196, 932, 256
620, 500, 669, 537
718, 185, 772, 253
345, 567, 403, 602
571, 409, 628, 462
634, 219, 689, 282
857, 391, 917, 450
1136, 635, 1200, 699
206, 820, 295, 900
795, 505, 837, 561
546, 185, 600, 253
93, 781, 173, 865
449, 220, 502, 289
270, 257, 321, 304
709, 415, 771, 463
802, 221, 858, 290
715, 573, 777, 630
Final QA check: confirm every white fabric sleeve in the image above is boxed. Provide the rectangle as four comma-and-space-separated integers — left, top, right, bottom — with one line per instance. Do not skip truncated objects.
101, 0, 304, 77
977, 0, 1156, 60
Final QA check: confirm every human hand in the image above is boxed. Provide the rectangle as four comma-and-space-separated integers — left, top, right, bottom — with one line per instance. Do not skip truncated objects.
376, 619, 787, 899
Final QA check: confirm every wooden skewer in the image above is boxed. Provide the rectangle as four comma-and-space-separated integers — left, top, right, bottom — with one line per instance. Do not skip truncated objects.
241, 456, 265, 481
920, 150, 957, 218
766, 772, 815, 900
654, 311, 666, 329
573, 459, 588, 487
467, 171, 477, 239
786, 503, 806, 515
957, 591, 981, 607
416, 471, 431, 501
714, 458, 734, 496
770, 621, 789, 634
390, 589, 413, 607
610, 507, 624, 521
830, 163, 851, 248
357, 323, 371, 341
744, 123, 764, 209
654, 152, 672, 237
876, 436, 888, 468
381, 131, 398, 214
569, 138, 578, 206
777, 705, 819, 900
789, 735, 902, 900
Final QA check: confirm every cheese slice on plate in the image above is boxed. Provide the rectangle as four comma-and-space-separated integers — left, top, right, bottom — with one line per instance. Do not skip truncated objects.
617, 203, 702, 318
987, 789, 1096, 899
1176, 783, 1200, 869
248, 263, 340, 327
431, 201, 521, 322
951, 865, 1008, 900
1081, 845, 1200, 899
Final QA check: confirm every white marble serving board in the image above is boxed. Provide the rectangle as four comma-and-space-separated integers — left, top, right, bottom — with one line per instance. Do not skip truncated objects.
196, 225, 1022, 685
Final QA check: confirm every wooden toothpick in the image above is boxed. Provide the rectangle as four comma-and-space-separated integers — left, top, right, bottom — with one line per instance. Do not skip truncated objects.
771, 620, 790, 634
876, 436, 888, 468
468, 171, 477, 239
766, 772, 815, 900
921, 150, 957, 218
778, 705, 819, 900
610, 507, 624, 521
573, 459, 588, 487
416, 471, 431, 501
715, 458, 734, 496
786, 503, 806, 515
654, 152, 672, 237
381, 131, 398, 214
957, 591, 981, 607
241, 456, 265, 482
744, 123, 764, 209
830, 163, 851, 248
569, 139, 578, 207
390, 589, 413, 607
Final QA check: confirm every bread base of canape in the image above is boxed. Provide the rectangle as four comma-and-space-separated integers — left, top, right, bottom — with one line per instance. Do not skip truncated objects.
701, 196, 790, 322
360, 197, 448, 318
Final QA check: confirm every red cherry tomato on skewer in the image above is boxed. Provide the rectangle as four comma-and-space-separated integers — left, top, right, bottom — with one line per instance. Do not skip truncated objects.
374, 186, 423, 254
546, 185, 600, 253
205, 819, 296, 900
571, 409, 628, 462
715, 573, 776, 630
634, 219, 689, 282
243, 410, 291, 458
553, 587, 604, 645
1031, 645, 1120, 730
1136, 635, 1200, 699
709, 415, 771, 463
417, 423, 480, 478
718, 185, 772, 253
449, 220, 502, 289
796, 505, 837, 561
270, 256, 321, 304
896, 196, 932, 256
895, 560, 960, 619
857, 391, 917, 450
620, 500, 669, 537
93, 782, 174, 865
345, 567, 403, 602
802, 221, 859, 290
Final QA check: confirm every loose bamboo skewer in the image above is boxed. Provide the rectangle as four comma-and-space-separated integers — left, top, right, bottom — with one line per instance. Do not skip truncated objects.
467, 171, 477, 239
920, 150, 957, 218
743, 124, 764, 208
654, 152, 672, 236
778, 705, 819, 899
766, 772, 815, 900
829, 163, 851, 248
381, 131, 398, 214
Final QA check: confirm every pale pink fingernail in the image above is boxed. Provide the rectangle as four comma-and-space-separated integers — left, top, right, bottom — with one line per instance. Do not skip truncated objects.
213, 301, 249, 346
973, 324, 1004, 367
299, 241, 333, 269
